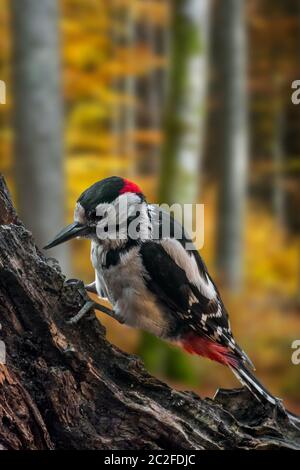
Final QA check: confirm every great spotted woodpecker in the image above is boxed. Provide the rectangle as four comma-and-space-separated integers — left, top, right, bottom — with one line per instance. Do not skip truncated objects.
45, 176, 278, 406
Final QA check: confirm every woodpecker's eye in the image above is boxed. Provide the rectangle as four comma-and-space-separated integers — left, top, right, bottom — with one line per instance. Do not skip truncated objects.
90, 210, 106, 221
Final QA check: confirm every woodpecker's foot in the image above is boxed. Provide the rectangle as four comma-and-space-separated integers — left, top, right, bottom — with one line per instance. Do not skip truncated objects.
65, 278, 83, 287
64, 278, 87, 300
67, 300, 95, 325
67, 299, 123, 325
93, 302, 125, 324
85, 282, 97, 294
64, 278, 120, 325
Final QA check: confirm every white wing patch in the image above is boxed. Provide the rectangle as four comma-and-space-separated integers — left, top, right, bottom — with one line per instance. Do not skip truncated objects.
159, 239, 217, 301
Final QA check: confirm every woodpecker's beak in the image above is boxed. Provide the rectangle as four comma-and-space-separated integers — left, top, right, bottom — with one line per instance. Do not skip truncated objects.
44, 222, 89, 249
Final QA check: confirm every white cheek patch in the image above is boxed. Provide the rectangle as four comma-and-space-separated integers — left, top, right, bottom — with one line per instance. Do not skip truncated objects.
74, 202, 86, 224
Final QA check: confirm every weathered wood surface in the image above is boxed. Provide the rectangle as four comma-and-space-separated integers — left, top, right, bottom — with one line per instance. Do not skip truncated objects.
0, 175, 299, 450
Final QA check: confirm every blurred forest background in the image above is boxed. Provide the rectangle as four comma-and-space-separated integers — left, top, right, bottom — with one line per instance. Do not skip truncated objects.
0, 0, 300, 412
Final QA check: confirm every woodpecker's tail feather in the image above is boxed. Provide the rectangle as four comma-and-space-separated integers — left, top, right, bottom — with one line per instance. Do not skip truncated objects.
181, 335, 278, 406
229, 362, 278, 406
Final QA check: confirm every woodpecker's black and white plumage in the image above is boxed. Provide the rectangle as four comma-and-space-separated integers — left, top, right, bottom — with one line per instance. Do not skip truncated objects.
45, 176, 278, 406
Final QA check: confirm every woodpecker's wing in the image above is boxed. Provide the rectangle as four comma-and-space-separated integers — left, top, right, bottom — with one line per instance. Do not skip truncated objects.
141, 209, 254, 369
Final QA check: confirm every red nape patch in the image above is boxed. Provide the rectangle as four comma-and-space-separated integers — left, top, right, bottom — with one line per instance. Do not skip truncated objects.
181, 335, 238, 367
120, 178, 142, 195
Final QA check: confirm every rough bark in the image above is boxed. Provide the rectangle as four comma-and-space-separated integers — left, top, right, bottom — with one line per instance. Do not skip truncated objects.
0, 176, 299, 450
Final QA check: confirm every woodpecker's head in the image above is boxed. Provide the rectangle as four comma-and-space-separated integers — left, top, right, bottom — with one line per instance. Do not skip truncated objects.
44, 176, 148, 249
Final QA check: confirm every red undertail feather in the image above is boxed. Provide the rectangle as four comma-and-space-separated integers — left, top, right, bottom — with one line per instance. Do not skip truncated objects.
181, 334, 278, 405
181, 335, 238, 367
120, 178, 142, 195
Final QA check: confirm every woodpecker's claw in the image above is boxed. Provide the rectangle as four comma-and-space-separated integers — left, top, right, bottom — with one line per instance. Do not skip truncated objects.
64, 278, 87, 299
67, 298, 123, 325
64, 278, 122, 325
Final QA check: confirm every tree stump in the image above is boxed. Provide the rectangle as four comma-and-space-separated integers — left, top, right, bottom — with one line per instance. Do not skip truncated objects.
0, 175, 299, 450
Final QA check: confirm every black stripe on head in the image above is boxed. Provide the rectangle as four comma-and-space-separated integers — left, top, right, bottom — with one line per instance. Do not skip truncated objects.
78, 177, 125, 213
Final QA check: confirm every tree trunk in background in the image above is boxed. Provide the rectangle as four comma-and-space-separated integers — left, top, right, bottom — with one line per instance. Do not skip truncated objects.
110, 0, 136, 175
212, 0, 248, 292
134, 1, 166, 177
124, 1, 136, 177
159, 0, 208, 206
10, 0, 70, 274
